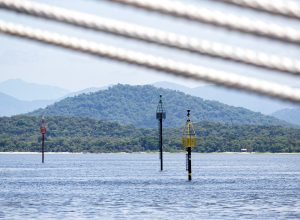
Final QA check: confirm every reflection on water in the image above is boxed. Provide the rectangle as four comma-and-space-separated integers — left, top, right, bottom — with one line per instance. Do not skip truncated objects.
0, 153, 299, 219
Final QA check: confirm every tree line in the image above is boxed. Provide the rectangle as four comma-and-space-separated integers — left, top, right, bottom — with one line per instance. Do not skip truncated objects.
0, 116, 299, 153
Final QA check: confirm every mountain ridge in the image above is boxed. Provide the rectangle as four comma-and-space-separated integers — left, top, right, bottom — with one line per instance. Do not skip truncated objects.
28, 84, 288, 128
152, 81, 294, 115
1, 79, 295, 117
0, 79, 70, 101
272, 108, 300, 126
0, 91, 53, 116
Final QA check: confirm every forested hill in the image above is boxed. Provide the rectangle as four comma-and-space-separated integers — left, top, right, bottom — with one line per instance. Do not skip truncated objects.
0, 116, 299, 153
28, 84, 287, 128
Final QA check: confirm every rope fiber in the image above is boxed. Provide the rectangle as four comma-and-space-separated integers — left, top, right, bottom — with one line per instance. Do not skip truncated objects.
0, 0, 299, 76
0, 20, 300, 104
216, 0, 300, 20
108, 0, 300, 45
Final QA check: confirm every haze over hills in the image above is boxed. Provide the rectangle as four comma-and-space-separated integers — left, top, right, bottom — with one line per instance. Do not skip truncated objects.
0, 79, 108, 116
0, 92, 53, 116
272, 108, 300, 126
59, 86, 109, 100
28, 84, 288, 128
0, 79, 294, 116
0, 79, 70, 101
0, 79, 298, 126
153, 81, 294, 115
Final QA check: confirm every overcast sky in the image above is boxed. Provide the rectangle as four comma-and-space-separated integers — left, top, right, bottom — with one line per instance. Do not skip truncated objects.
0, 0, 300, 91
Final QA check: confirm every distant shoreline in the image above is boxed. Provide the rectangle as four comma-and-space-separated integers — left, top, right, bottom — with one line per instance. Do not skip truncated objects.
0, 152, 299, 155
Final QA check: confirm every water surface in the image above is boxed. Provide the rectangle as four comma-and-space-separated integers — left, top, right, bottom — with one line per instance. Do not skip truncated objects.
0, 153, 299, 219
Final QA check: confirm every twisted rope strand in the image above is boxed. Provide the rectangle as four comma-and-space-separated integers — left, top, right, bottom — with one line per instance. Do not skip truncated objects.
0, 0, 299, 76
109, 0, 300, 45
216, 0, 300, 20
0, 20, 299, 104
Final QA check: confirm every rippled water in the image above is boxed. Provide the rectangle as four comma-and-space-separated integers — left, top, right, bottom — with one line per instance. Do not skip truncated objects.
0, 153, 299, 219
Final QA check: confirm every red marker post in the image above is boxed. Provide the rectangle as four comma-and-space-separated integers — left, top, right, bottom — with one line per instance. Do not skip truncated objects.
40, 117, 46, 163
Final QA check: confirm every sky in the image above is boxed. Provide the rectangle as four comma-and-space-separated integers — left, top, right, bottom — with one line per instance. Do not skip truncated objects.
0, 0, 300, 92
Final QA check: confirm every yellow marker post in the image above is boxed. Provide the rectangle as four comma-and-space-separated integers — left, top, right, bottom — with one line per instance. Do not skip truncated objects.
182, 110, 196, 181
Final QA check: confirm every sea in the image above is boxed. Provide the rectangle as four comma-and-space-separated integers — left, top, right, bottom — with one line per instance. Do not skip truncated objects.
0, 153, 299, 219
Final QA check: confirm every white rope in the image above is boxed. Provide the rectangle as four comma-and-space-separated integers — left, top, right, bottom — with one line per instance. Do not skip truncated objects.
109, 0, 300, 45
0, 0, 300, 76
0, 20, 300, 104
216, 0, 300, 20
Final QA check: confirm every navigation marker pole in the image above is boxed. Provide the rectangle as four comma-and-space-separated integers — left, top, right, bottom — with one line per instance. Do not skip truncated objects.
40, 116, 46, 163
156, 95, 166, 171
182, 110, 196, 181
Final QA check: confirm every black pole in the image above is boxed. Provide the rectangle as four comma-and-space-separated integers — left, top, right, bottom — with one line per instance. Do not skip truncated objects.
42, 133, 45, 163
159, 117, 163, 171
156, 95, 165, 171
187, 147, 192, 181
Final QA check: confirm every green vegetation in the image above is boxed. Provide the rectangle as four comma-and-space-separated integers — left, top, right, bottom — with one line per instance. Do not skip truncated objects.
28, 84, 287, 128
1, 116, 299, 153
